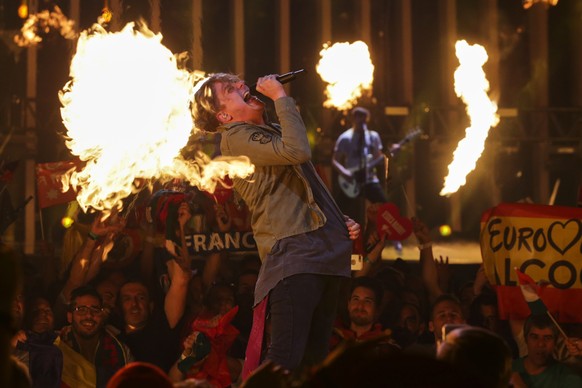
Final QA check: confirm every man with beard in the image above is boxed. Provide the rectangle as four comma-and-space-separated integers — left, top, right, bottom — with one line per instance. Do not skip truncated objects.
56, 286, 132, 387
329, 277, 396, 353
511, 314, 582, 387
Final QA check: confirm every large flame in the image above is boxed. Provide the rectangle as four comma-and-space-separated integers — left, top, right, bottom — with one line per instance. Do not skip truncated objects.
440, 40, 499, 197
60, 23, 253, 216
316, 41, 374, 111
14, 5, 77, 47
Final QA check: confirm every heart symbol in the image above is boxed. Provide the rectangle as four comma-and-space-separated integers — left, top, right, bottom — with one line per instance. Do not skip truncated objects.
548, 219, 582, 255
375, 203, 413, 241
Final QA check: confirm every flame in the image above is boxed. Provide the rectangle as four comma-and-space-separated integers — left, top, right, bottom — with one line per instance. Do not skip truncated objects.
316, 41, 374, 111
440, 40, 499, 197
100, 0, 112, 24
14, 5, 77, 47
522, 0, 558, 10
60, 22, 253, 217
100, 7, 113, 24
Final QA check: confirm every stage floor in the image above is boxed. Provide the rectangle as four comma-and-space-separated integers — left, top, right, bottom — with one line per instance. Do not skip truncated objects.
382, 238, 483, 264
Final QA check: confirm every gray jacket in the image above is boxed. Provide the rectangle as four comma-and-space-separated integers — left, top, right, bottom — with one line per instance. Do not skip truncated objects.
219, 96, 342, 260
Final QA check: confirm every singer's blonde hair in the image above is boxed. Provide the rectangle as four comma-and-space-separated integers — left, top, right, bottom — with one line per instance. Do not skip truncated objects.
192, 73, 242, 133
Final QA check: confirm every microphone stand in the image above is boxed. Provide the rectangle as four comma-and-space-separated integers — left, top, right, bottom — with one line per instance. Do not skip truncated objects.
357, 129, 367, 229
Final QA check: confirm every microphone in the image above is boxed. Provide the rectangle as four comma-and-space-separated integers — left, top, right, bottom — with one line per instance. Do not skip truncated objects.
249, 69, 306, 93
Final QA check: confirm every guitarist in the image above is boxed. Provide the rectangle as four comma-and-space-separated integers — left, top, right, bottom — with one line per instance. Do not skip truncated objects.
332, 106, 390, 227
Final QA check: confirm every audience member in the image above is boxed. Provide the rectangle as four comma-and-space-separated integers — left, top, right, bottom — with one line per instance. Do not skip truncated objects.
56, 285, 133, 387
92, 273, 125, 330
0, 246, 32, 388
329, 277, 397, 354
406, 293, 466, 357
169, 282, 240, 387
511, 314, 582, 387
305, 338, 476, 388
106, 361, 173, 388
437, 325, 512, 388
468, 292, 519, 358
13, 295, 62, 387
116, 272, 187, 373
393, 302, 426, 349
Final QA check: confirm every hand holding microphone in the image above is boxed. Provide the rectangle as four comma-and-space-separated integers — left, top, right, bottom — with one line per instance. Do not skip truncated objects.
255, 75, 288, 101
249, 69, 306, 96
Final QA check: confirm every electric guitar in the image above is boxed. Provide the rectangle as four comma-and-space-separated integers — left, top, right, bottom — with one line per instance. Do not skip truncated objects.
338, 128, 423, 198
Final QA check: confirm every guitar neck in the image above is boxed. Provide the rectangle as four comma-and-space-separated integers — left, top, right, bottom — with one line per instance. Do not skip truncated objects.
367, 154, 386, 169
390, 128, 423, 157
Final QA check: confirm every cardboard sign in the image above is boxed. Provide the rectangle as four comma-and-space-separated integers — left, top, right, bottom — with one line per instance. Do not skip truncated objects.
376, 203, 413, 241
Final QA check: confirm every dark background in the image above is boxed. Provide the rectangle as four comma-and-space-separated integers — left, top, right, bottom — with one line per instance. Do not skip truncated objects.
0, 0, 580, 247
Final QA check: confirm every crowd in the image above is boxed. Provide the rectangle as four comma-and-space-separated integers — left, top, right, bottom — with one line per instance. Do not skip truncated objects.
2, 195, 582, 388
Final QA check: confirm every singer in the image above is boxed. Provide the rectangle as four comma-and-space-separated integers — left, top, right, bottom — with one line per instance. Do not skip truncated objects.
192, 73, 360, 377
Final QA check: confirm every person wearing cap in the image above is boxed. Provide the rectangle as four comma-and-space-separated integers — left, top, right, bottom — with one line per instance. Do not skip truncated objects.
192, 73, 360, 377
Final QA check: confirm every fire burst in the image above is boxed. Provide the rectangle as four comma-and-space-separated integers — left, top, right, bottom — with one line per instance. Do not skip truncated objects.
440, 40, 499, 197
14, 6, 76, 47
316, 41, 374, 111
60, 23, 253, 216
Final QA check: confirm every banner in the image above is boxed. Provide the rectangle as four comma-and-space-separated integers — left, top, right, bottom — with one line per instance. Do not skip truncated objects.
375, 203, 413, 241
480, 202, 582, 322
185, 231, 256, 254
36, 161, 82, 209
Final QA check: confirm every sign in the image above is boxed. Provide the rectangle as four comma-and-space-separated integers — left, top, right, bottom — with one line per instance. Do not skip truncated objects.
185, 231, 256, 254
480, 202, 582, 322
376, 203, 413, 241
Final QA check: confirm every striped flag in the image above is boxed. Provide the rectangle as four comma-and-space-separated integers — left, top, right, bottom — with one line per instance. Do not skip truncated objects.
515, 267, 548, 316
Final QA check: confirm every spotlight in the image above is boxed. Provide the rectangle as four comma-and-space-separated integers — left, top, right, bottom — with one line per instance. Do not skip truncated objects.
61, 216, 74, 229
61, 201, 79, 229
18, 1, 28, 19
439, 224, 452, 237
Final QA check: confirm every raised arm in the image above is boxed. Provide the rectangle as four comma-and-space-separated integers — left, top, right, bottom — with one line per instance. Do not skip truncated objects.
164, 201, 194, 328
164, 258, 191, 329
61, 213, 124, 301
412, 217, 443, 304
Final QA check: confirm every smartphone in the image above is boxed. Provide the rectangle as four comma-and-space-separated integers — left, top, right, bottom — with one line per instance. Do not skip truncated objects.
442, 323, 467, 341
351, 254, 363, 271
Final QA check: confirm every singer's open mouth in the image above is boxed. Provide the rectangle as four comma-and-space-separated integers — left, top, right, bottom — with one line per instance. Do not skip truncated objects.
243, 91, 251, 102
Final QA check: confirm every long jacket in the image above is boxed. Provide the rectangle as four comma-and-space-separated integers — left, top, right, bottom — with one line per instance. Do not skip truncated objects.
219, 96, 343, 260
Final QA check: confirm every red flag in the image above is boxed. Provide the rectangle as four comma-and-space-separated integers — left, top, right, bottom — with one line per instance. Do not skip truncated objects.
0, 160, 19, 183
35, 161, 82, 209
515, 268, 549, 316
481, 203, 582, 322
